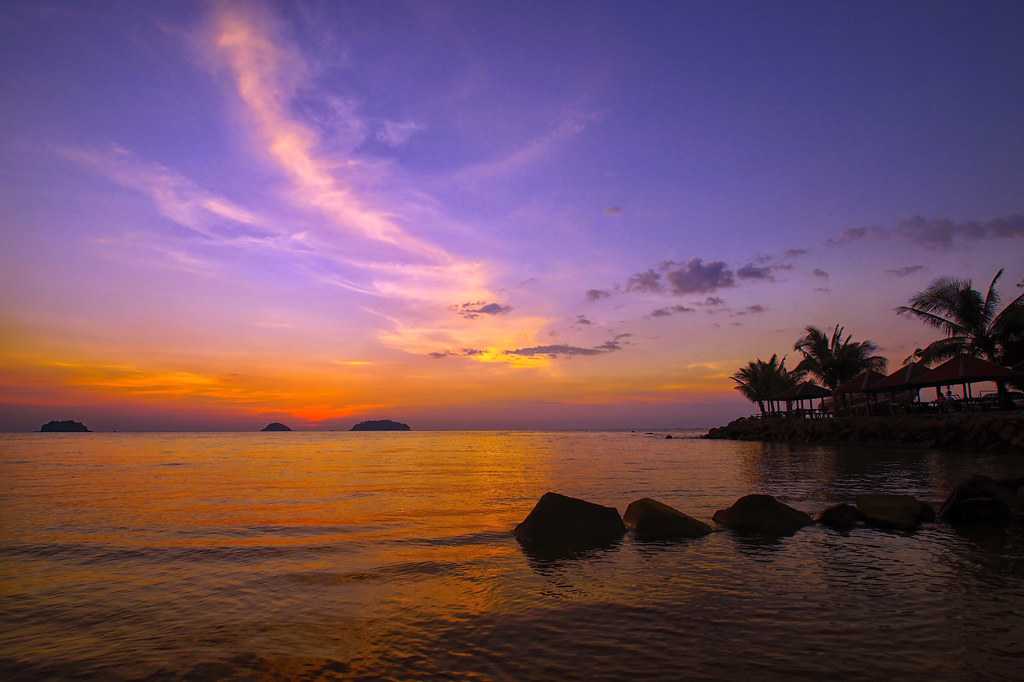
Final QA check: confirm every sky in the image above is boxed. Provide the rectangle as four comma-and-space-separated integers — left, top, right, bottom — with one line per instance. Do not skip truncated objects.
2, 0, 1023, 431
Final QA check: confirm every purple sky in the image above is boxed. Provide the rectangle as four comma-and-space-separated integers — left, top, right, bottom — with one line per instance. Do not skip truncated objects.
1, 1, 1023, 430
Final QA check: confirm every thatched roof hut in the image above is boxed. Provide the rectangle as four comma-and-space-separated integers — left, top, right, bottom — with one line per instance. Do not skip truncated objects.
911, 355, 1012, 387
871, 362, 937, 392
774, 382, 832, 401
834, 370, 887, 396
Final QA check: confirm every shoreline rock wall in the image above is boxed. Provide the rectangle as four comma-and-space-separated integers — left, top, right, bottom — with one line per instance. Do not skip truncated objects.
704, 414, 1024, 452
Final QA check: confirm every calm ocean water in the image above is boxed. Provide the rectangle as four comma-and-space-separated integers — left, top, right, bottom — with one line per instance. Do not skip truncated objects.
1, 431, 1023, 680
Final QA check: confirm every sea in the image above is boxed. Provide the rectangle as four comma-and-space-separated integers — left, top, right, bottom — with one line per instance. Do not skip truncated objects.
1, 431, 1023, 680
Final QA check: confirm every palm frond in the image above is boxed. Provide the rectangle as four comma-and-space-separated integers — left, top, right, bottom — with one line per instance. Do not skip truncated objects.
914, 336, 970, 365
895, 305, 968, 336
982, 268, 1004, 325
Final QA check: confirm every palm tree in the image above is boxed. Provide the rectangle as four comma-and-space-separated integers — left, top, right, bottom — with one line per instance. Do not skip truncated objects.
793, 324, 887, 390
897, 268, 1024, 366
731, 354, 802, 416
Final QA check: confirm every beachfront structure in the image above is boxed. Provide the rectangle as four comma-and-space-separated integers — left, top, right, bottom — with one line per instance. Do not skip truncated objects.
772, 382, 832, 418
830, 355, 1018, 414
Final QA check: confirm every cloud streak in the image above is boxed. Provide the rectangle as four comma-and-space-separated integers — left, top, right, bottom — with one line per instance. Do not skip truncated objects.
506, 334, 631, 358
209, 3, 452, 262
886, 265, 925, 277
827, 214, 1024, 249
452, 301, 513, 319
650, 305, 694, 318
64, 146, 267, 240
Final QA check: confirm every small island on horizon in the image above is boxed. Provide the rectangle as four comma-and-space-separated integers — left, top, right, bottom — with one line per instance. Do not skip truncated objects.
351, 419, 411, 431
40, 420, 90, 432
261, 422, 292, 432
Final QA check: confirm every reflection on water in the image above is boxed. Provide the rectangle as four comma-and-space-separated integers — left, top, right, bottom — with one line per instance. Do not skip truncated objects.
1, 431, 1023, 680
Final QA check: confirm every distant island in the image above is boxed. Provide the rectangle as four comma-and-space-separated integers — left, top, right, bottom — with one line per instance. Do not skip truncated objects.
261, 422, 292, 432
40, 420, 90, 432
351, 419, 411, 431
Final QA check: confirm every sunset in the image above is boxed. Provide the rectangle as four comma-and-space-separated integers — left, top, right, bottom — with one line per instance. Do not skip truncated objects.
2, 1, 1024, 680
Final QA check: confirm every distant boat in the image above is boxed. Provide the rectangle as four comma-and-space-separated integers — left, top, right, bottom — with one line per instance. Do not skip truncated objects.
351, 419, 411, 431
40, 420, 90, 432
261, 422, 292, 432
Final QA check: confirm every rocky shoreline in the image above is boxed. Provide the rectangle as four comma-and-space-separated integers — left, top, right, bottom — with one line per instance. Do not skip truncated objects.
703, 413, 1024, 452
514, 478, 1024, 555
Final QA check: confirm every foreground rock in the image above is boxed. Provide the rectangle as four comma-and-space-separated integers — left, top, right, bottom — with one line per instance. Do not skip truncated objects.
351, 419, 411, 431
261, 422, 291, 432
514, 492, 625, 550
856, 494, 935, 531
40, 420, 90, 432
939, 475, 1023, 525
713, 494, 813, 535
624, 498, 712, 540
818, 503, 863, 530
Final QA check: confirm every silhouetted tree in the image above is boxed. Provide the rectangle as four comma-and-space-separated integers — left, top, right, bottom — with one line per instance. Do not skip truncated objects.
793, 325, 886, 390
731, 354, 802, 415
897, 268, 1024, 367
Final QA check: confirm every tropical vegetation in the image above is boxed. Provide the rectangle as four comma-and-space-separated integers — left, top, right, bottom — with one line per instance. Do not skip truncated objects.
792, 325, 887, 390
730, 354, 802, 416
898, 268, 1024, 368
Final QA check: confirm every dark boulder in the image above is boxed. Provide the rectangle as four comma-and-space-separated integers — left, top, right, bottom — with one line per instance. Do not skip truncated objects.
817, 503, 863, 530
261, 422, 291, 432
939, 475, 1016, 525
514, 492, 625, 550
623, 498, 712, 540
856, 494, 935, 531
351, 419, 411, 431
712, 494, 813, 536
40, 420, 90, 432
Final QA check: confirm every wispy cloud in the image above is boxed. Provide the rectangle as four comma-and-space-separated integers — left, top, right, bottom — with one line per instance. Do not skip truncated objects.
649, 305, 694, 318
812, 268, 829, 279
451, 301, 513, 319
451, 113, 594, 184
732, 304, 766, 317
208, 3, 451, 262
64, 146, 267, 239
886, 265, 926, 277
826, 214, 1024, 249
506, 333, 630, 358
736, 262, 791, 282
586, 288, 612, 301
626, 269, 663, 293
377, 119, 424, 147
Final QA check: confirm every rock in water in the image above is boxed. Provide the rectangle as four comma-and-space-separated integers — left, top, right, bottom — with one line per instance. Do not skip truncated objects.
624, 498, 712, 539
40, 420, 90, 432
856, 494, 935, 531
261, 422, 291, 432
818, 503, 863, 530
351, 419, 411, 431
939, 475, 1015, 525
514, 492, 625, 550
712, 494, 813, 535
